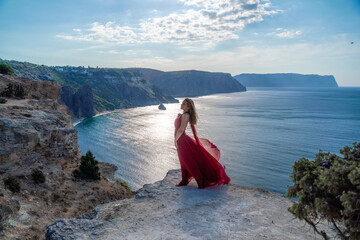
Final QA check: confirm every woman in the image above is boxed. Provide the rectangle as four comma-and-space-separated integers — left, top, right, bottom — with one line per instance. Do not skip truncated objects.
174, 98, 231, 188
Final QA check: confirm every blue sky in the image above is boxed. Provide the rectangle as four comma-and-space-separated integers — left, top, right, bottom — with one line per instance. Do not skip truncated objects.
0, 0, 359, 86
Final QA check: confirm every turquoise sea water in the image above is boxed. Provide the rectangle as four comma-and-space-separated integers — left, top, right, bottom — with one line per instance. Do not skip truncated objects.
75, 87, 360, 195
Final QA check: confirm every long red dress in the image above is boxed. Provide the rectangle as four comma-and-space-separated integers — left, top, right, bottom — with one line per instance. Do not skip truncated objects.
175, 113, 231, 188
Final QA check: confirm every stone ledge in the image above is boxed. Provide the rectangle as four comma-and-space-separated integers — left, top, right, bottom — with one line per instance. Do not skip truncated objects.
46, 169, 336, 240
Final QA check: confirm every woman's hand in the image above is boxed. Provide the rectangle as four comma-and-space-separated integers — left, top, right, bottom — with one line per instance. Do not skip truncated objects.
174, 139, 178, 148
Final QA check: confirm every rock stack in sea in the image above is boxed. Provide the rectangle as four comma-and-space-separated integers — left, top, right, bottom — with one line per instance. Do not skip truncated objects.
158, 103, 166, 110
0, 74, 135, 240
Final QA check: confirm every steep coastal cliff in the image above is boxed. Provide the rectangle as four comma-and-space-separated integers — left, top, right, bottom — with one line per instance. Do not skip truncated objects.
60, 84, 96, 118
0, 74, 134, 240
132, 68, 247, 97
234, 73, 339, 87
2, 60, 179, 119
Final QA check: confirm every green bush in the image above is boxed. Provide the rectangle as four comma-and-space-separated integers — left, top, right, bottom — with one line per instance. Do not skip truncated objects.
0, 62, 15, 75
73, 150, 101, 180
286, 141, 360, 240
3, 175, 20, 193
116, 179, 132, 191
0, 83, 25, 99
0, 97, 6, 104
31, 168, 46, 184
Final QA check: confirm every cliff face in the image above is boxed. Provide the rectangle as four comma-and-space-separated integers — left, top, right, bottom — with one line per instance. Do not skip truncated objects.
233, 73, 339, 87
131, 68, 247, 97
0, 74, 79, 167
60, 85, 95, 118
0, 74, 134, 240
46, 169, 335, 240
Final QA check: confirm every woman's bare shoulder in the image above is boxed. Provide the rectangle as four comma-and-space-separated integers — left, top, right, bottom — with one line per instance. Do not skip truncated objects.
182, 113, 190, 119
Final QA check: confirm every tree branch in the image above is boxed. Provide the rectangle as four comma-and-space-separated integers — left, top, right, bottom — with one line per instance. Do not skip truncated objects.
304, 217, 329, 240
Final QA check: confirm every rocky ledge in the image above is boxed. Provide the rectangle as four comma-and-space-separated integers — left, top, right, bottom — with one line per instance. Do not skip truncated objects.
0, 74, 135, 240
46, 169, 335, 240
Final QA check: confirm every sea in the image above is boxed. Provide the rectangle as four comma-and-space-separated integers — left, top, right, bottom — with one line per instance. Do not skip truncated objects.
75, 87, 360, 195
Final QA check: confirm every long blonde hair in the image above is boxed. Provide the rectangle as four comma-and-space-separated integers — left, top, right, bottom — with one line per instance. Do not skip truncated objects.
184, 98, 198, 125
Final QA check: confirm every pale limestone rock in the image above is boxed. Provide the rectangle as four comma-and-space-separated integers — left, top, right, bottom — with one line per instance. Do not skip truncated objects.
0, 75, 81, 168
46, 169, 337, 240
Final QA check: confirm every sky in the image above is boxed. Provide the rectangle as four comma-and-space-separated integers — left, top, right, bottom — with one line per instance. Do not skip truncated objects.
0, 0, 359, 86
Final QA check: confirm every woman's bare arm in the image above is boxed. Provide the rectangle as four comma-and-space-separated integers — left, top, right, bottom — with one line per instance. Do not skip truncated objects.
175, 113, 190, 142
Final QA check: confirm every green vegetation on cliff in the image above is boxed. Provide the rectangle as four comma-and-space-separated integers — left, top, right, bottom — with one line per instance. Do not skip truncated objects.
287, 141, 360, 240
0, 62, 15, 75
73, 150, 101, 180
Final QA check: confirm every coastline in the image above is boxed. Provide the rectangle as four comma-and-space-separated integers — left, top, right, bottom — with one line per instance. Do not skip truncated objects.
71, 104, 171, 127
72, 89, 249, 127
72, 101, 180, 127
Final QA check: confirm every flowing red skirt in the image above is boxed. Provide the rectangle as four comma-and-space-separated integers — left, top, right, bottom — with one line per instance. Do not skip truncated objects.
175, 114, 230, 188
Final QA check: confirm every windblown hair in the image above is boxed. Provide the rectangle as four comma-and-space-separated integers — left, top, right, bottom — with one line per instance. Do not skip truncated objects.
184, 98, 198, 125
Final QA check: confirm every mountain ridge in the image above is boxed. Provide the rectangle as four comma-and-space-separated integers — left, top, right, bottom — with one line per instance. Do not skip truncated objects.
129, 68, 247, 97
1, 59, 247, 119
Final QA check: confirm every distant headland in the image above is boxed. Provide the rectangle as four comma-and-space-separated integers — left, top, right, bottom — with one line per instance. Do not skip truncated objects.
233, 73, 338, 87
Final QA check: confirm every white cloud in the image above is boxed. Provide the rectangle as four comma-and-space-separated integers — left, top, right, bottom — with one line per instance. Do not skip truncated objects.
58, 22, 138, 44
56, 34, 75, 40
98, 50, 119, 54
57, 0, 280, 44
268, 28, 302, 38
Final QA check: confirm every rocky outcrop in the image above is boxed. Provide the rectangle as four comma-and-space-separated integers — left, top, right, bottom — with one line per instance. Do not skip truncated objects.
134, 68, 247, 97
0, 74, 135, 240
233, 73, 339, 87
0, 74, 80, 168
46, 169, 336, 240
158, 103, 166, 110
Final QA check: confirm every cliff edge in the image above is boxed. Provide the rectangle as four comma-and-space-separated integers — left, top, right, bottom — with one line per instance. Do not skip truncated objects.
0, 74, 135, 240
46, 169, 336, 240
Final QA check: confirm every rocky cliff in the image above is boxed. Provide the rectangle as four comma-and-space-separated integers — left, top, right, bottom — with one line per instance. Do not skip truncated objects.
2, 59, 179, 119
129, 68, 247, 97
0, 74, 134, 240
46, 169, 336, 240
60, 84, 96, 118
233, 73, 339, 87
